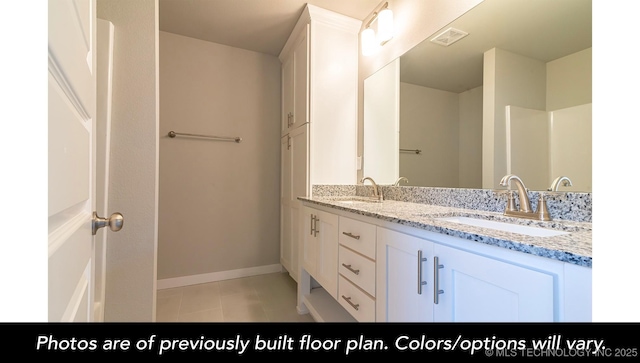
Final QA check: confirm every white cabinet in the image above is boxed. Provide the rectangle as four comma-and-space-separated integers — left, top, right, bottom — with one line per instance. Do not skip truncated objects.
377, 227, 568, 322
279, 4, 360, 284
299, 205, 591, 323
337, 216, 377, 322
562, 262, 592, 322
376, 227, 434, 322
432, 243, 554, 322
280, 25, 308, 136
280, 125, 308, 282
301, 206, 339, 299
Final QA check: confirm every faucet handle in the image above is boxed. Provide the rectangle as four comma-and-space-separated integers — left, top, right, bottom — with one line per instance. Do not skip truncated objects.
535, 192, 552, 221
505, 190, 517, 212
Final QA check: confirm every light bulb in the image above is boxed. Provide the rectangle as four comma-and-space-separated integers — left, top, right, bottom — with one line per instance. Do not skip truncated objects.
361, 28, 379, 56
376, 8, 394, 43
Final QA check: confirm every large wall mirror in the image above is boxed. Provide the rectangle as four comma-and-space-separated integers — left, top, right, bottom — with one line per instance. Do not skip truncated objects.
363, 0, 592, 192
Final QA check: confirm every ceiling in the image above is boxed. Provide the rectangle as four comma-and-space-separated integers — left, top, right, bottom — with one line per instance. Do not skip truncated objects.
159, 0, 592, 93
159, 0, 381, 56
400, 0, 592, 93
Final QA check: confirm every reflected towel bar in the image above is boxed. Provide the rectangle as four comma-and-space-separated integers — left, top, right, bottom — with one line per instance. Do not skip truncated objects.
400, 148, 421, 154
168, 131, 242, 143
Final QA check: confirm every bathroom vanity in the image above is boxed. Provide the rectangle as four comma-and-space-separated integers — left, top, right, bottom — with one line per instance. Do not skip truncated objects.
295, 190, 592, 323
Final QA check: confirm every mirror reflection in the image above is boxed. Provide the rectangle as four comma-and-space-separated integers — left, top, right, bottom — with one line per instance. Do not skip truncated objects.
364, 0, 592, 192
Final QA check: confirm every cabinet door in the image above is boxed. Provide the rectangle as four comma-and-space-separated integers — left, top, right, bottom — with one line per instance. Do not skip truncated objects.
291, 24, 309, 131
280, 136, 292, 274
301, 206, 316, 276
289, 124, 308, 204
433, 244, 555, 322
281, 55, 293, 136
376, 228, 434, 322
313, 209, 339, 299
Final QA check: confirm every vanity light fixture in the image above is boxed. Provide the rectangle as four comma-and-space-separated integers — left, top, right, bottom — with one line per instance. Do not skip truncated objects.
361, 2, 394, 56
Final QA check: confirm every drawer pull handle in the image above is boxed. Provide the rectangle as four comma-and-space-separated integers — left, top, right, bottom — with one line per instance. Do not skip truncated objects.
417, 250, 427, 294
342, 263, 360, 275
341, 295, 359, 311
342, 232, 361, 240
434, 256, 444, 304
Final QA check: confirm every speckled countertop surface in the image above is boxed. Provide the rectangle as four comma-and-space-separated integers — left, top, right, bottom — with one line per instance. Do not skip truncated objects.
299, 196, 592, 267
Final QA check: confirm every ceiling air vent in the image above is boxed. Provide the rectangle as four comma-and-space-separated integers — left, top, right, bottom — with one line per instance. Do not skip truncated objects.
430, 27, 469, 46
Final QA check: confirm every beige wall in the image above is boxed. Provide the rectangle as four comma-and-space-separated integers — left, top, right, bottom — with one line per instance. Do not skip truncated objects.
97, 0, 159, 321
398, 83, 483, 188
399, 82, 459, 187
482, 48, 546, 189
458, 86, 483, 188
547, 47, 592, 111
358, 0, 484, 180
158, 32, 281, 282
483, 47, 591, 189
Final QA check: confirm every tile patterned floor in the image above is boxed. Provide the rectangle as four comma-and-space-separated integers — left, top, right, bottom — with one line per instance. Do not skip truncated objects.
156, 271, 314, 322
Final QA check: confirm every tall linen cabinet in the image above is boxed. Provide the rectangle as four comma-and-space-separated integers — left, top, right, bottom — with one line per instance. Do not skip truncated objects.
279, 5, 360, 284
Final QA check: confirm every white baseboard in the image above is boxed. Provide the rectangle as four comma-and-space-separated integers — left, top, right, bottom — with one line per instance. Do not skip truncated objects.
156, 264, 285, 290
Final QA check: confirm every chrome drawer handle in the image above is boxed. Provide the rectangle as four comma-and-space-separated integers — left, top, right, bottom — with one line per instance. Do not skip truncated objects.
417, 250, 427, 294
342, 232, 361, 240
341, 263, 360, 275
341, 295, 359, 311
434, 256, 444, 304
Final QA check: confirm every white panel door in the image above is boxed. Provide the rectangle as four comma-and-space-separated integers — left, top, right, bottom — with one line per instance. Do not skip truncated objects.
281, 56, 293, 136
94, 18, 115, 322
49, 0, 122, 322
301, 206, 316, 276
433, 244, 555, 322
313, 209, 339, 299
292, 24, 309, 131
376, 227, 434, 322
280, 135, 293, 277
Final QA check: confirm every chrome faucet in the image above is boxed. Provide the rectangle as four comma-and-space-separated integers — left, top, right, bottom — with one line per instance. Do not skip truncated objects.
548, 176, 573, 191
393, 177, 409, 186
361, 177, 383, 201
499, 174, 551, 221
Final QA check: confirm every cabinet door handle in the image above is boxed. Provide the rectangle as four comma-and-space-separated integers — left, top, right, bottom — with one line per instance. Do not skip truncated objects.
313, 216, 319, 237
417, 250, 427, 294
341, 295, 359, 311
341, 263, 360, 275
287, 135, 291, 150
342, 232, 360, 240
434, 256, 444, 304
309, 214, 315, 235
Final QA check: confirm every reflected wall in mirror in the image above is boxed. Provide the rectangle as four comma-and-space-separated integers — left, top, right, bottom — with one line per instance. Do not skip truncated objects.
364, 0, 592, 191
363, 58, 399, 185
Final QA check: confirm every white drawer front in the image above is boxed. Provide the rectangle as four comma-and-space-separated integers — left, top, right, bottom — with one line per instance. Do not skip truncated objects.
339, 216, 376, 259
338, 275, 375, 322
339, 246, 375, 297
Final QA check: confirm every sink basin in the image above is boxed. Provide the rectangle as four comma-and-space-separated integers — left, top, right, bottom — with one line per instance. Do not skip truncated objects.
436, 216, 569, 237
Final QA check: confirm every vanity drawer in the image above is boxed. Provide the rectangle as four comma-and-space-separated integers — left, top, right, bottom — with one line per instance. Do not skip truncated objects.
339, 246, 375, 297
338, 275, 375, 322
339, 216, 376, 259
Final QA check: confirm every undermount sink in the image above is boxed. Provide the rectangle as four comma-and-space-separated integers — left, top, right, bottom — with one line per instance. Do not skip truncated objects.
436, 216, 569, 237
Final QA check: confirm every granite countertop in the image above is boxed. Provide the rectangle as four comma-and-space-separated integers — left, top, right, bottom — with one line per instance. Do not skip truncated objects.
298, 196, 592, 267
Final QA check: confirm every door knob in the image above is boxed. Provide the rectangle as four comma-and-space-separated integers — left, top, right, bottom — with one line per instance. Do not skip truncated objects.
92, 211, 124, 235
